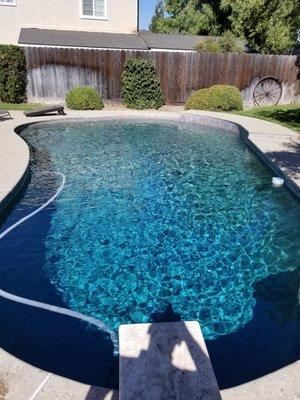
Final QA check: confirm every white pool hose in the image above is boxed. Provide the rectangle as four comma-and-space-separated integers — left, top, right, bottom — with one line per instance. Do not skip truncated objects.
0, 172, 118, 352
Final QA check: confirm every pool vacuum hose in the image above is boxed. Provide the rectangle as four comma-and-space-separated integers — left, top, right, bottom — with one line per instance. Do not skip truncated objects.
0, 172, 118, 352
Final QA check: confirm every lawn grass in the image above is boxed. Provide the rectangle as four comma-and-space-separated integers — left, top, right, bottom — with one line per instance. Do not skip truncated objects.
233, 104, 300, 133
0, 102, 45, 111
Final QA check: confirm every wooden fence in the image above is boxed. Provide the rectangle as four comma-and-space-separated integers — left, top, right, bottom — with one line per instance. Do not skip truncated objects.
24, 47, 300, 105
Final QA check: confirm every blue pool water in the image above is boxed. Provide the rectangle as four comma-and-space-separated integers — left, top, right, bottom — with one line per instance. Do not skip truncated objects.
0, 120, 299, 388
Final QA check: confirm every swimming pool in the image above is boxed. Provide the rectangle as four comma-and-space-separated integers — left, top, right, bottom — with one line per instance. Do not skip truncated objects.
0, 119, 299, 388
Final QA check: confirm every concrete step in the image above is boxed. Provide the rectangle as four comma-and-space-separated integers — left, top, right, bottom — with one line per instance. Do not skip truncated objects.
119, 321, 221, 400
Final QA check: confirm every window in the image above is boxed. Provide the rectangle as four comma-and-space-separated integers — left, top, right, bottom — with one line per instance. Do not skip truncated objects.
81, 0, 107, 19
0, 0, 16, 5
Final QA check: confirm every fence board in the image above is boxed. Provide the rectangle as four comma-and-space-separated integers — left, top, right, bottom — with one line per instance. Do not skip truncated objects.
23, 47, 300, 105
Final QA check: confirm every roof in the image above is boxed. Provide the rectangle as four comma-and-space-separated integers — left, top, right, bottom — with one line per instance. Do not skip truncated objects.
19, 28, 148, 50
19, 28, 248, 52
138, 31, 248, 52
138, 31, 208, 51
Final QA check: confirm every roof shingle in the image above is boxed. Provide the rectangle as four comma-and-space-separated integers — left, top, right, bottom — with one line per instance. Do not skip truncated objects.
138, 31, 208, 51
19, 28, 248, 52
19, 28, 148, 50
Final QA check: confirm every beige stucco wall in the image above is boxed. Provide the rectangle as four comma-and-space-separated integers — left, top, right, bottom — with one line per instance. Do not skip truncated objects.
0, 0, 138, 45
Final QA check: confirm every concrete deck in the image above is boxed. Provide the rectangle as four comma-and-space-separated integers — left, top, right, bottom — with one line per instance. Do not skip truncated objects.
222, 361, 300, 400
0, 116, 29, 212
0, 349, 300, 400
0, 349, 118, 400
119, 321, 221, 400
0, 347, 299, 400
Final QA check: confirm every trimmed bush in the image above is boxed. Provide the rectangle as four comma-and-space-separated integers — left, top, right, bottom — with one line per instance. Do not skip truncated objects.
122, 58, 165, 109
0, 45, 27, 103
185, 85, 243, 111
66, 86, 104, 110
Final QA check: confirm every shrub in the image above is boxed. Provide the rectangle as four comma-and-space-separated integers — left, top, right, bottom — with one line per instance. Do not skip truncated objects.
66, 86, 104, 110
0, 45, 27, 103
194, 37, 222, 53
185, 85, 243, 111
122, 58, 165, 109
195, 31, 244, 53
219, 31, 244, 53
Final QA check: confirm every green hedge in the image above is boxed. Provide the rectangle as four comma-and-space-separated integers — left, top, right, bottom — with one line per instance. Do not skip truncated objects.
185, 85, 243, 111
66, 86, 104, 110
122, 58, 165, 109
0, 45, 27, 103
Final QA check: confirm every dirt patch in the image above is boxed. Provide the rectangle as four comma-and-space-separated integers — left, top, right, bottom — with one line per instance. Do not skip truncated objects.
103, 102, 184, 112
0, 379, 8, 400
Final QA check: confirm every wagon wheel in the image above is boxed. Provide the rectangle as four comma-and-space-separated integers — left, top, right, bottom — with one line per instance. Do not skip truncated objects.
253, 77, 282, 106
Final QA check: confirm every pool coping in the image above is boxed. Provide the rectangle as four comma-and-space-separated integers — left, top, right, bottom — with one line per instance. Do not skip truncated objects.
0, 346, 299, 400
0, 110, 299, 399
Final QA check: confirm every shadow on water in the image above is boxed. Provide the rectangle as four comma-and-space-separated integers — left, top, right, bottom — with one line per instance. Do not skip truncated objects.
0, 174, 119, 389
84, 264, 300, 397
1, 177, 300, 392
0, 298, 118, 388
0, 143, 299, 393
207, 268, 300, 389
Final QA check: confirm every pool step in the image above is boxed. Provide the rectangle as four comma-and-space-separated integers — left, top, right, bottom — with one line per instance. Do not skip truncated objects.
119, 321, 221, 400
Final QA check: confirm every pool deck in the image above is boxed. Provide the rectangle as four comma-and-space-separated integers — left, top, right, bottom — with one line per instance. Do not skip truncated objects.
1, 348, 299, 400
0, 109, 299, 399
0, 348, 118, 400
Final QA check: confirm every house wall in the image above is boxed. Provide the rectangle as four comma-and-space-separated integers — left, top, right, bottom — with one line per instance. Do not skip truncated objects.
0, 0, 138, 45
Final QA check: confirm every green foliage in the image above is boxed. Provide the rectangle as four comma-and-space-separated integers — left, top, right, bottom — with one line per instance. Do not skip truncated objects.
150, 0, 165, 32
66, 86, 104, 110
218, 30, 244, 52
151, 0, 299, 54
264, 21, 295, 55
195, 30, 244, 53
220, 0, 300, 54
121, 58, 165, 110
194, 37, 222, 53
0, 45, 27, 103
0, 102, 44, 110
150, 0, 221, 36
165, 0, 189, 17
185, 84, 243, 111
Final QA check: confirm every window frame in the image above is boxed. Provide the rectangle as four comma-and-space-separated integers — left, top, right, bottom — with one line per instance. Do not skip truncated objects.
0, 0, 17, 6
80, 0, 108, 20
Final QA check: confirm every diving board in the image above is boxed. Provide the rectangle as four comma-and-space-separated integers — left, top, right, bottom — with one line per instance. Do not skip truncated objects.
119, 321, 221, 400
